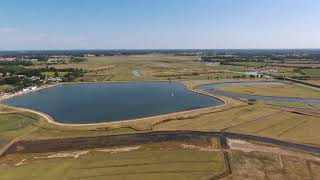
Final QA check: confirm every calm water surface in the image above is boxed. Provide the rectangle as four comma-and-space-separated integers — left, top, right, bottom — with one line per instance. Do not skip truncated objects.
1, 82, 223, 124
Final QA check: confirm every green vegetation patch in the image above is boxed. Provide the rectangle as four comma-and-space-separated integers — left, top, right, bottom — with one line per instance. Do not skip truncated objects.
23, 127, 140, 141
301, 68, 320, 78
42, 71, 68, 77
0, 114, 35, 133
0, 84, 14, 93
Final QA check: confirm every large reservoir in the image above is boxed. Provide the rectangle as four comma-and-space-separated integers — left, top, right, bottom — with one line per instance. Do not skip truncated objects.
1, 82, 223, 124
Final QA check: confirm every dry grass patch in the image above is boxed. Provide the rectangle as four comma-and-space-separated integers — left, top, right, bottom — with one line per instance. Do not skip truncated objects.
0, 140, 227, 180
215, 83, 320, 99
223, 151, 317, 179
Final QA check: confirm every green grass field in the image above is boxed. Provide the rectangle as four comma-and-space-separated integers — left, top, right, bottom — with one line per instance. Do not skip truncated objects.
0, 114, 35, 133
0, 112, 37, 141
42, 71, 68, 77
301, 68, 320, 77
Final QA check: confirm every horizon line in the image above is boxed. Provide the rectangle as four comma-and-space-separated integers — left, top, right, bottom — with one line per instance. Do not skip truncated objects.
1, 48, 320, 52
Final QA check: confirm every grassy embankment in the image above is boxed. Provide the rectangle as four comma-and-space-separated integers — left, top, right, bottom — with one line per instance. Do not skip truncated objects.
214, 83, 320, 99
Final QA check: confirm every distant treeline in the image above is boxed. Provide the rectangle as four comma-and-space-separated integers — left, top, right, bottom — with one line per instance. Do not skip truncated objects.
1, 49, 319, 57
0, 61, 33, 66
0, 66, 84, 91
0, 66, 84, 81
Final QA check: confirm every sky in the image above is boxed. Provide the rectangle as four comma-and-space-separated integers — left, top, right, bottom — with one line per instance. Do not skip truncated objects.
0, 0, 320, 50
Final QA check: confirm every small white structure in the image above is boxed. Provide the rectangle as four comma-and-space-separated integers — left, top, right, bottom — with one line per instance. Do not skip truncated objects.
269, 69, 278, 73
22, 86, 37, 92
17, 75, 27, 78
46, 76, 63, 82
29, 76, 41, 81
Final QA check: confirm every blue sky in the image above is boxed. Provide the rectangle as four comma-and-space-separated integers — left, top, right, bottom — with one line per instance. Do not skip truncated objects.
0, 0, 320, 50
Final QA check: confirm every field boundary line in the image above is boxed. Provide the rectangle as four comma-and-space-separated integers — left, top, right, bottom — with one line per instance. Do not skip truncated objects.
75, 160, 218, 170
221, 110, 283, 132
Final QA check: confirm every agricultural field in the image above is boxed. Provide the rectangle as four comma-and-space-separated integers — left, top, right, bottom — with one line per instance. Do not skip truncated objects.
2, 131, 320, 180
224, 148, 320, 179
214, 83, 320, 99
33, 54, 252, 82
0, 139, 228, 180
264, 101, 320, 110
153, 102, 320, 146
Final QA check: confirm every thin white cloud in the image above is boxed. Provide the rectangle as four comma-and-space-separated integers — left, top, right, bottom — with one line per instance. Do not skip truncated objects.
38, 33, 49, 38
0, 27, 18, 33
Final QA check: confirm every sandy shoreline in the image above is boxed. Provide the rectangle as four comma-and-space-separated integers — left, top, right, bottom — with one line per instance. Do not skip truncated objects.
0, 83, 61, 102
0, 80, 229, 127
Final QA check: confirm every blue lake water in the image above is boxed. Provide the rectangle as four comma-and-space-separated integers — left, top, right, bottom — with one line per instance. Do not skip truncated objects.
1, 82, 223, 124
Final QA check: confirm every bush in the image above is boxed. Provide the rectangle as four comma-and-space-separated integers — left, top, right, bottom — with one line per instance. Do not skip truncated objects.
247, 99, 257, 105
